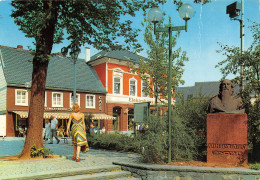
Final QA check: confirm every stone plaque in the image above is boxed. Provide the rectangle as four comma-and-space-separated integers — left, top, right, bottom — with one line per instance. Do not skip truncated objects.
207, 113, 247, 164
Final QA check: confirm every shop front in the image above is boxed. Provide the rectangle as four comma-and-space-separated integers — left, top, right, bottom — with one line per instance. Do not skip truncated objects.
9, 110, 115, 137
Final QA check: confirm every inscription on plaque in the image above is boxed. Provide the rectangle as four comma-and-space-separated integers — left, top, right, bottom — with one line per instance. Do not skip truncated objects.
207, 143, 247, 157
207, 143, 247, 149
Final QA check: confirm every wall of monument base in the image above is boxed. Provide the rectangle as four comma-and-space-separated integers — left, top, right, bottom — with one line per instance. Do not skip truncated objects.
207, 113, 248, 165
113, 162, 260, 180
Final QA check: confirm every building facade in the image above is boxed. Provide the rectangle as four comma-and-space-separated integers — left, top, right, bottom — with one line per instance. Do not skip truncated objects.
0, 45, 170, 136
0, 45, 114, 137
88, 50, 163, 132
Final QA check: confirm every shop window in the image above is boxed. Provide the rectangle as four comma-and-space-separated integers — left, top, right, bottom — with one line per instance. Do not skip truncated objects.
86, 94, 95, 108
70, 93, 80, 107
128, 108, 134, 130
52, 92, 63, 107
129, 79, 136, 96
15, 89, 28, 106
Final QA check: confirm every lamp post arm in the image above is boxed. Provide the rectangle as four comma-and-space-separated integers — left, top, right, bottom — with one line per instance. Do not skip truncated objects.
154, 26, 186, 33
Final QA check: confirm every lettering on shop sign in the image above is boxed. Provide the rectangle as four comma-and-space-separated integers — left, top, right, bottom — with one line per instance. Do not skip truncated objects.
207, 143, 247, 150
44, 107, 70, 111
129, 97, 154, 104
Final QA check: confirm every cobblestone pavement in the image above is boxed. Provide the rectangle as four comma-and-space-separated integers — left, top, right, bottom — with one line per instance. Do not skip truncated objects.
0, 137, 140, 179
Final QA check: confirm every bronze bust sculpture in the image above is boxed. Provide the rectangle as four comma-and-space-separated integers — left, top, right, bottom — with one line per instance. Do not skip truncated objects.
207, 79, 245, 113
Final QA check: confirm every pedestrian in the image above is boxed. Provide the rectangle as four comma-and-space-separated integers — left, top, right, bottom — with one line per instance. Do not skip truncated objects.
49, 115, 60, 144
90, 121, 95, 134
66, 104, 89, 162
44, 119, 51, 143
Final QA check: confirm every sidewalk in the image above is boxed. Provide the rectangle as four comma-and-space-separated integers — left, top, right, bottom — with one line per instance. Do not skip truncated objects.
0, 137, 140, 179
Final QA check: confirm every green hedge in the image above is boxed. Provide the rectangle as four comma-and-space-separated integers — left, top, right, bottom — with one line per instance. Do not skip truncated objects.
88, 133, 141, 153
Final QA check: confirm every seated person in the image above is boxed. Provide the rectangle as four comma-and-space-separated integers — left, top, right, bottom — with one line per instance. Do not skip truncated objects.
100, 126, 106, 134
57, 126, 65, 137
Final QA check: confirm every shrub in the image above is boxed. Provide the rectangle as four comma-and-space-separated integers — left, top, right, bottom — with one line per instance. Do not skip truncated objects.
174, 97, 208, 160
138, 115, 168, 163
138, 112, 198, 163
88, 133, 140, 153
171, 113, 198, 161
250, 163, 260, 170
247, 99, 260, 162
30, 145, 53, 158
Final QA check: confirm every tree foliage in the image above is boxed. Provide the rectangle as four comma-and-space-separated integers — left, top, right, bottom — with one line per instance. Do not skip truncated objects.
10, 0, 168, 158
131, 15, 188, 105
132, 0, 210, 105
216, 21, 260, 96
10, 0, 211, 159
216, 21, 260, 162
12, 0, 168, 53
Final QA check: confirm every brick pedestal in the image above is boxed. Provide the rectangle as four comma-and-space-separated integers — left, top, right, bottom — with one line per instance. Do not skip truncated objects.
207, 113, 247, 164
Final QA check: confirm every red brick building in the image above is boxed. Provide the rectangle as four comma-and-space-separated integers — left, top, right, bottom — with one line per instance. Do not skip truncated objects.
0, 45, 114, 137
0, 45, 169, 137
88, 50, 163, 132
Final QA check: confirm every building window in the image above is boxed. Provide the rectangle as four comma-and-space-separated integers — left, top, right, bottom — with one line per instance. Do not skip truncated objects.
44, 92, 47, 107
52, 92, 63, 107
129, 79, 136, 96
86, 95, 95, 108
114, 77, 121, 94
142, 80, 149, 97
15, 89, 28, 106
70, 93, 80, 107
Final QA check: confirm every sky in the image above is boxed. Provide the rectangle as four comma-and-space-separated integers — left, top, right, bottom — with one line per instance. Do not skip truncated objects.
0, 0, 259, 87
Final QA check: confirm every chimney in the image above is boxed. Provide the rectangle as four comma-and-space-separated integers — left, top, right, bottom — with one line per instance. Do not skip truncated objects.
85, 47, 90, 62
17, 45, 23, 50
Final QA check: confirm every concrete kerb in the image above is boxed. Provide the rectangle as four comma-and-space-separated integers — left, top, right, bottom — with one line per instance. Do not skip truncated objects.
2, 165, 122, 180
113, 161, 260, 179
0, 155, 66, 165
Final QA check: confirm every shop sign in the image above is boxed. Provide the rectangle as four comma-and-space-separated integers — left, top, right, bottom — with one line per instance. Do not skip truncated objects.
134, 102, 150, 123
129, 97, 154, 104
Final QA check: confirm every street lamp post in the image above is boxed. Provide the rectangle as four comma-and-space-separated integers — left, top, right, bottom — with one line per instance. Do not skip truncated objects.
25, 81, 32, 91
226, 0, 244, 89
148, 3, 194, 163
61, 44, 81, 105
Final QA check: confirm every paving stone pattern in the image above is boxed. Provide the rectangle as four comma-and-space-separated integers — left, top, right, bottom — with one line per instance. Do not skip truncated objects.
0, 137, 140, 179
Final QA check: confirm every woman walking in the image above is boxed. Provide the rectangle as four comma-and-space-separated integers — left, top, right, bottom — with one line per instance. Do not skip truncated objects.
66, 104, 89, 162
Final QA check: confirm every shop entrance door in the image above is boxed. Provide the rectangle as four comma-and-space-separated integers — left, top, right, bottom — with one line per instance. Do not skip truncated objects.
113, 107, 121, 131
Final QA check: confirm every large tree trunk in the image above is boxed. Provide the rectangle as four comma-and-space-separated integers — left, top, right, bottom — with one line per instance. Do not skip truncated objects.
19, 60, 49, 159
19, 0, 58, 159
